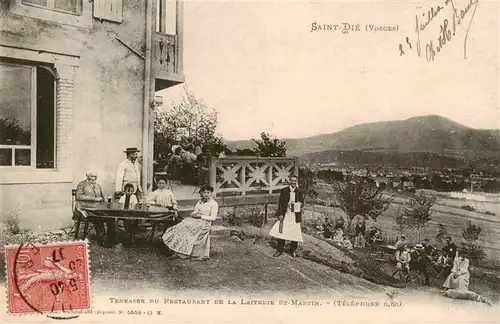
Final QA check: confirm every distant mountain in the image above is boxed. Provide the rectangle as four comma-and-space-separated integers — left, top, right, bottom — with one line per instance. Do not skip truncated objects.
226, 115, 500, 159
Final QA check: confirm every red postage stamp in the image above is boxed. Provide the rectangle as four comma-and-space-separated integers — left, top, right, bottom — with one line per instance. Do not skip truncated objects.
5, 241, 91, 315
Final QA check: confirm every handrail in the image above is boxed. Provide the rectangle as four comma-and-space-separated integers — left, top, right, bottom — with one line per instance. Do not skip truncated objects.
209, 156, 298, 196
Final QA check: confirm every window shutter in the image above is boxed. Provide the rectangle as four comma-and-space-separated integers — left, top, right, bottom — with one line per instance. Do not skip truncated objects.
93, 0, 123, 23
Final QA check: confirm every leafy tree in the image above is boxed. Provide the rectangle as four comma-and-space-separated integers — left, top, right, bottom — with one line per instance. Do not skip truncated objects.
298, 166, 318, 199
252, 132, 286, 157
154, 88, 226, 161
393, 206, 407, 236
461, 221, 487, 265
331, 175, 394, 226
394, 191, 437, 242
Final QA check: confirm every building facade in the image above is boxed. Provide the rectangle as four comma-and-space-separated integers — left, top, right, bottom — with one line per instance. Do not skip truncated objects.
0, 0, 184, 231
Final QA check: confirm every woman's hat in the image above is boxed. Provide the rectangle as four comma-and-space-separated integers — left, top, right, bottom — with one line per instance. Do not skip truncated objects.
124, 147, 140, 153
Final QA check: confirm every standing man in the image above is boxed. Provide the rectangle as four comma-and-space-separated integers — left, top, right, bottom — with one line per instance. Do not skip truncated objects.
443, 236, 458, 260
269, 175, 304, 257
76, 171, 116, 247
115, 147, 143, 199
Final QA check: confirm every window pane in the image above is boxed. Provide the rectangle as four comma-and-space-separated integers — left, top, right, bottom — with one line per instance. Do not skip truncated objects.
165, 0, 177, 34
158, 0, 177, 34
15, 149, 31, 166
0, 63, 32, 145
22, 0, 48, 7
55, 0, 81, 14
36, 67, 55, 169
0, 149, 13, 166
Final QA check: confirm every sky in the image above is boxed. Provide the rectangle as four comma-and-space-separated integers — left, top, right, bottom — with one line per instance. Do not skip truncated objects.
158, 0, 500, 140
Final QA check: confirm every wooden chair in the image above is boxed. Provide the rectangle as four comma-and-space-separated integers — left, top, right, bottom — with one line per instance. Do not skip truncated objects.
70, 189, 94, 240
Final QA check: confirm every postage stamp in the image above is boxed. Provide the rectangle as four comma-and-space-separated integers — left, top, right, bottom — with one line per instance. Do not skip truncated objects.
5, 241, 91, 315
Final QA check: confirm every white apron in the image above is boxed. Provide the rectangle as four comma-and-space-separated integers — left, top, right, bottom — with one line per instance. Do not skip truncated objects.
269, 208, 303, 242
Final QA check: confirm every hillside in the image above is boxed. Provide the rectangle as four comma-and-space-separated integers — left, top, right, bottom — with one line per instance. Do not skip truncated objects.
299, 150, 470, 168
226, 115, 500, 159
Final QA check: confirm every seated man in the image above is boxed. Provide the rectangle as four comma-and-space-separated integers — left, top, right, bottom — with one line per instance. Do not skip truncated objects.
393, 235, 407, 250
322, 217, 335, 239
76, 171, 116, 247
421, 238, 434, 256
167, 147, 183, 181
392, 244, 411, 279
433, 250, 450, 267
410, 244, 431, 285
181, 145, 197, 184
369, 228, 382, 245
432, 250, 451, 277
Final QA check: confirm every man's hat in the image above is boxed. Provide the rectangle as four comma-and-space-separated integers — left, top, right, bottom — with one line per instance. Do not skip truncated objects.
124, 147, 140, 153
415, 244, 424, 249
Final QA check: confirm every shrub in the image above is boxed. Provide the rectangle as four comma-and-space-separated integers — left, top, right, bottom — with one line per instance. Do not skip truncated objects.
3, 211, 21, 235
460, 205, 476, 212
223, 208, 242, 227
461, 221, 487, 265
249, 206, 265, 228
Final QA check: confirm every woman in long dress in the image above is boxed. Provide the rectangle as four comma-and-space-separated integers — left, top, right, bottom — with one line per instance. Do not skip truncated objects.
442, 249, 470, 291
162, 185, 218, 261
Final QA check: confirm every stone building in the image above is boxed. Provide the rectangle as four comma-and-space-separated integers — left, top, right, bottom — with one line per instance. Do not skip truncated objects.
0, 0, 184, 230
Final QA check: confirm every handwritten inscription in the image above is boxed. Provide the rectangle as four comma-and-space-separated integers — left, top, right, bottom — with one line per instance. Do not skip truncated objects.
399, 0, 479, 61
311, 22, 399, 34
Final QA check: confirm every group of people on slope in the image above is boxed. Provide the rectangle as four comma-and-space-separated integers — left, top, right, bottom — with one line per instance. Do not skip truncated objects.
391, 235, 491, 305
321, 218, 383, 252
392, 236, 451, 285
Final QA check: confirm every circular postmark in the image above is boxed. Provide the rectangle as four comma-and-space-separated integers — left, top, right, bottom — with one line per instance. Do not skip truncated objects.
11, 242, 84, 320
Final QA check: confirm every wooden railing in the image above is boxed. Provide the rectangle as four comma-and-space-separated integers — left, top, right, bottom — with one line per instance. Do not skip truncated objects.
152, 32, 184, 90
209, 156, 298, 196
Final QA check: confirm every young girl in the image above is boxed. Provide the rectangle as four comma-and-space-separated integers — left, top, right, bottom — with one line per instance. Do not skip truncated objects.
119, 183, 138, 209
146, 178, 178, 211
162, 185, 218, 261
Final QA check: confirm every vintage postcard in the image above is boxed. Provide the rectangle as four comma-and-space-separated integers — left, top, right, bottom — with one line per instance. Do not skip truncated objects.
0, 0, 499, 323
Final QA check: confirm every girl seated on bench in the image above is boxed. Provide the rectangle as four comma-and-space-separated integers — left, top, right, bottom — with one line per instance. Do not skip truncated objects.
162, 185, 218, 261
